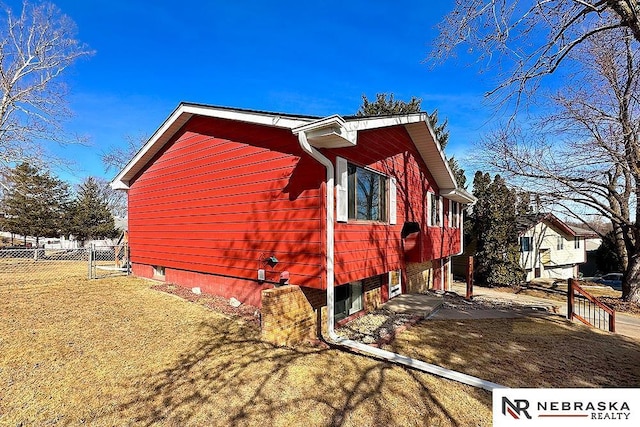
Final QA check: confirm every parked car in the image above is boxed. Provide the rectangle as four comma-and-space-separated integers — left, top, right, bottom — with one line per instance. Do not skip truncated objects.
593, 273, 623, 290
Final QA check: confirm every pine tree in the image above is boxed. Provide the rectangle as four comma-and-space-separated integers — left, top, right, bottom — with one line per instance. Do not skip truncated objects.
67, 177, 117, 245
471, 172, 525, 287
0, 163, 70, 246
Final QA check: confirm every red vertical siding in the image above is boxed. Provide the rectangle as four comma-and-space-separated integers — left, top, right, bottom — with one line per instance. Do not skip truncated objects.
326, 126, 461, 285
127, 116, 326, 297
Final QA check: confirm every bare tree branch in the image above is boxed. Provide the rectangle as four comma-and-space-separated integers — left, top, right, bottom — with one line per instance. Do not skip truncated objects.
0, 1, 94, 167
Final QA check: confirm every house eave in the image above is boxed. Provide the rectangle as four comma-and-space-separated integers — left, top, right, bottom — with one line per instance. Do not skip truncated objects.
110, 103, 316, 190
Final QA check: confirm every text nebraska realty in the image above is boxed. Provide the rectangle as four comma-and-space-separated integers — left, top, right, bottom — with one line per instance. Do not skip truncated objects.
504, 397, 631, 420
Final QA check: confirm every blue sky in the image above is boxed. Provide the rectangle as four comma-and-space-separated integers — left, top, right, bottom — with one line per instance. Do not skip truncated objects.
9, 0, 500, 185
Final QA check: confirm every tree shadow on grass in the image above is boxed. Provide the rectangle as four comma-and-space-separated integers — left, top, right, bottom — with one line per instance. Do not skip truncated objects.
107, 318, 491, 426
386, 315, 640, 389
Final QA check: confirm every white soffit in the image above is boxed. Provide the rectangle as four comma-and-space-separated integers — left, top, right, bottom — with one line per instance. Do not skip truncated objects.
404, 121, 457, 191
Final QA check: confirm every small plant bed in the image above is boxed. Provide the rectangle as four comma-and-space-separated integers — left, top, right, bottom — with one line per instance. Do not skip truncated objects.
151, 283, 261, 328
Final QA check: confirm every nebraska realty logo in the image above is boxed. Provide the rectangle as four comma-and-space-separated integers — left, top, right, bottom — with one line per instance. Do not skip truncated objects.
493, 388, 638, 426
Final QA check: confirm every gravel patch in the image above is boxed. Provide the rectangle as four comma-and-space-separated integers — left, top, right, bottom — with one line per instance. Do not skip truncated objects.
335, 310, 419, 343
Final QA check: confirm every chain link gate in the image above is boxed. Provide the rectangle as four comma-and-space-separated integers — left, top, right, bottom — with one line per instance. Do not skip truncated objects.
88, 243, 129, 279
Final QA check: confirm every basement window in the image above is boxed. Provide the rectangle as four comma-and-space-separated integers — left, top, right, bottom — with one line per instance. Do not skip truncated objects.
153, 265, 166, 279
334, 281, 364, 322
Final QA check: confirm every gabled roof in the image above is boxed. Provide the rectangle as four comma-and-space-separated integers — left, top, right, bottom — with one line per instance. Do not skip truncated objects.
517, 213, 577, 237
111, 102, 475, 203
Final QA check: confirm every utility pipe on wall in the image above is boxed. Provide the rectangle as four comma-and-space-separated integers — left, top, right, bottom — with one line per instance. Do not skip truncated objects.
295, 130, 502, 392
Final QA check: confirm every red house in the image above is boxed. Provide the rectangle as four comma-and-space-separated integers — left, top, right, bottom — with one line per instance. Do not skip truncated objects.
112, 103, 474, 337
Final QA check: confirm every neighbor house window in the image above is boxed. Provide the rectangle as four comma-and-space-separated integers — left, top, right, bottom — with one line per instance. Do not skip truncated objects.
347, 164, 387, 222
574, 236, 580, 249
429, 193, 441, 226
520, 236, 531, 252
334, 281, 364, 321
556, 236, 564, 250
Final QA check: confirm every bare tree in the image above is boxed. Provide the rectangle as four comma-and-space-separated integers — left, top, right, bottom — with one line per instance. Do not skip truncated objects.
0, 1, 93, 166
431, 1, 640, 106
101, 133, 147, 174
101, 133, 148, 217
476, 28, 640, 302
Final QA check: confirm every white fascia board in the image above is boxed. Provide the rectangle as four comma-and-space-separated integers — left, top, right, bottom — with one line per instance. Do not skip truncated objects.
440, 188, 477, 204
343, 113, 425, 131
110, 103, 314, 189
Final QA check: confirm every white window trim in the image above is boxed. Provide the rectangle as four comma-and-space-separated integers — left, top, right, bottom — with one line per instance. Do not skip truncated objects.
336, 157, 348, 222
335, 157, 396, 225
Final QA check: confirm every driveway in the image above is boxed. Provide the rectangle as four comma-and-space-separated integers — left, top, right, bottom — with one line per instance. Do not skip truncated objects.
450, 282, 640, 341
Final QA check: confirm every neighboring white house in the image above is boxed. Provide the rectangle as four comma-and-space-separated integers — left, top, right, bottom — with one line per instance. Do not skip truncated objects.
518, 214, 594, 281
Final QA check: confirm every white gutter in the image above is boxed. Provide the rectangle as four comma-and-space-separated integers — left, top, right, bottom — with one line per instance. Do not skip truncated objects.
295, 130, 503, 393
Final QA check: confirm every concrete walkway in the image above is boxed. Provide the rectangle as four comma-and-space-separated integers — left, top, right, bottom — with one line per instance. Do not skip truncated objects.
382, 293, 443, 317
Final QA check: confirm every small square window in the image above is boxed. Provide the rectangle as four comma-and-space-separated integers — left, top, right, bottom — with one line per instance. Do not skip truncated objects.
334, 281, 364, 321
153, 265, 165, 278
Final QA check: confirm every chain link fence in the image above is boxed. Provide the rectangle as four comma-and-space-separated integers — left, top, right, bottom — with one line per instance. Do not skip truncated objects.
0, 245, 129, 287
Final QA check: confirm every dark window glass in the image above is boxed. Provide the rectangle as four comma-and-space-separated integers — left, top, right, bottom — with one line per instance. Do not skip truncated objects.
347, 163, 387, 222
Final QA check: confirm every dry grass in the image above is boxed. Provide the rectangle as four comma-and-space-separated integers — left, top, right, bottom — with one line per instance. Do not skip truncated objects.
386, 316, 640, 388
0, 266, 491, 427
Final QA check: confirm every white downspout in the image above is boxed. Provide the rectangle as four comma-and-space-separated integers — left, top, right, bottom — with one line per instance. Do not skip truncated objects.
296, 131, 502, 392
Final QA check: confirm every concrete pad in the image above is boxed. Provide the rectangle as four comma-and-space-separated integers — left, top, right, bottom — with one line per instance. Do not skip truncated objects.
382, 293, 443, 317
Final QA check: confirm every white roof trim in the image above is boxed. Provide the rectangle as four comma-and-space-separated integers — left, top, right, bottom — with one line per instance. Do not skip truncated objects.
110, 103, 470, 201
111, 103, 314, 189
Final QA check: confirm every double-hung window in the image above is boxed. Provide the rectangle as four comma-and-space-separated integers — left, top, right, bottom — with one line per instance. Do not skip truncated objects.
336, 157, 396, 224
520, 236, 531, 252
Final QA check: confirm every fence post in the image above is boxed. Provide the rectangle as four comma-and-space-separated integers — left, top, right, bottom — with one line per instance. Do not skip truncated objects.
609, 310, 616, 333
567, 277, 574, 321
88, 244, 93, 279
466, 256, 474, 300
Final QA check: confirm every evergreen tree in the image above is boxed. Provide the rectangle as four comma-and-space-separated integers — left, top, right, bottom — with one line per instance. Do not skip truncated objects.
356, 93, 422, 117
471, 172, 525, 287
0, 163, 70, 246
67, 177, 117, 245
